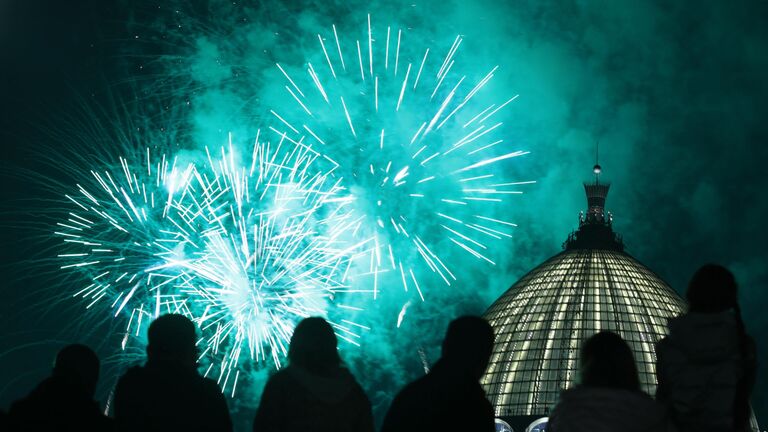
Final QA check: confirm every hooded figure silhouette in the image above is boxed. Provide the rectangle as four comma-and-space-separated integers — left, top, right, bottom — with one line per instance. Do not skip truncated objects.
113, 314, 232, 432
656, 264, 757, 432
381, 316, 496, 432
548, 331, 672, 432
252, 317, 374, 432
8, 344, 112, 431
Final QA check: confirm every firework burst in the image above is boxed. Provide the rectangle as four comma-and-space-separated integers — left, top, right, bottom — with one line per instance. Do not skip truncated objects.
268, 15, 534, 299
56, 133, 367, 394
54, 15, 534, 394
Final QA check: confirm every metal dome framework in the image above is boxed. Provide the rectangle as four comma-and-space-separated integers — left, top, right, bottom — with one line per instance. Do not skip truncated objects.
481, 166, 686, 418
481, 248, 685, 417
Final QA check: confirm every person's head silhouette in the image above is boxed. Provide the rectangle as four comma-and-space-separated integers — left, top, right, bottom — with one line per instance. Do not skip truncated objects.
147, 314, 198, 370
288, 317, 340, 375
687, 264, 738, 313
441, 316, 495, 380
53, 344, 100, 397
580, 331, 639, 391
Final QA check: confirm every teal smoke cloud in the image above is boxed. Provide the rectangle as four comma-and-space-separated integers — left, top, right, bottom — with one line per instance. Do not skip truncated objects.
119, 0, 767, 425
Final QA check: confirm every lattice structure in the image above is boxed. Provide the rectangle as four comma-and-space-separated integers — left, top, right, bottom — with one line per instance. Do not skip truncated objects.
481, 166, 686, 418
482, 249, 685, 417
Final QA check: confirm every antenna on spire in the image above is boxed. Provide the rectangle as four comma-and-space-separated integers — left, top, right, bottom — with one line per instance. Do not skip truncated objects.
592, 141, 602, 183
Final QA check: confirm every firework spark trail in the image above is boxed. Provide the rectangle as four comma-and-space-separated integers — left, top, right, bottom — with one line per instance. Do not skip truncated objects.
55, 14, 534, 394
56, 133, 367, 394
269, 16, 535, 307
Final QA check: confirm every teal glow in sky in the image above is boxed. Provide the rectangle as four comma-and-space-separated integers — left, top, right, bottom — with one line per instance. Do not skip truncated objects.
1, 0, 766, 428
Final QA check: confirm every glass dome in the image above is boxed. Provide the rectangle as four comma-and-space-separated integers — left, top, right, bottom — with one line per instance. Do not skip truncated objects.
481, 171, 686, 418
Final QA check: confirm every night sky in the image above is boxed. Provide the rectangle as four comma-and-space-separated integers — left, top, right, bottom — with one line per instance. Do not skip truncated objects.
1, 0, 767, 428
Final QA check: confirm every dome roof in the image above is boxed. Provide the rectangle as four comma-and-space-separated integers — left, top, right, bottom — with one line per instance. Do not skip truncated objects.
481, 168, 686, 418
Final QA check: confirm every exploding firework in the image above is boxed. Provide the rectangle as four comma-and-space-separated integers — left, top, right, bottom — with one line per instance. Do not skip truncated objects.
55, 133, 367, 394
54, 15, 534, 396
268, 15, 534, 299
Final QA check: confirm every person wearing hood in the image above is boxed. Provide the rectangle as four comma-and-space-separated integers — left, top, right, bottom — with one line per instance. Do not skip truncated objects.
380, 316, 496, 432
548, 331, 673, 432
8, 344, 113, 431
113, 314, 232, 432
252, 317, 374, 432
656, 264, 757, 432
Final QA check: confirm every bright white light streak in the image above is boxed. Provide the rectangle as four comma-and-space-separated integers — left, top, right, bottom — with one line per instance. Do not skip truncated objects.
115, 283, 139, 317
409, 269, 424, 301
450, 237, 495, 264
367, 14, 373, 77
413, 49, 429, 89
479, 95, 519, 124
394, 29, 401, 76
393, 166, 409, 183
397, 301, 411, 327
490, 180, 537, 186
454, 151, 529, 173
286, 86, 312, 116
303, 125, 325, 145
464, 104, 495, 128
468, 139, 503, 155
270, 110, 299, 134
332, 25, 345, 71
441, 199, 467, 205
410, 122, 426, 144
231, 371, 240, 397
276, 63, 305, 98
420, 152, 440, 166
459, 174, 494, 182
307, 63, 329, 103
396, 64, 412, 111
60, 261, 99, 269
318, 34, 337, 79
356, 41, 365, 82
441, 224, 487, 249
437, 36, 462, 79
411, 146, 426, 159
340, 97, 356, 137
463, 66, 498, 103
436, 212, 462, 223
475, 215, 518, 226
424, 90, 454, 136
385, 27, 390, 69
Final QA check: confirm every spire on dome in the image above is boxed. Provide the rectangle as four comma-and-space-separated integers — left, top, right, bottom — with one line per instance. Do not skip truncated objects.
564, 144, 623, 251
583, 141, 610, 226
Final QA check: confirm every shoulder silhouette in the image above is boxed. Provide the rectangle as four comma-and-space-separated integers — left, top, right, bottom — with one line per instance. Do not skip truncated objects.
113, 314, 232, 432
253, 317, 374, 432
656, 264, 757, 432
8, 343, 112, 431
381, 316, 496, 432
549, 331, 672, 432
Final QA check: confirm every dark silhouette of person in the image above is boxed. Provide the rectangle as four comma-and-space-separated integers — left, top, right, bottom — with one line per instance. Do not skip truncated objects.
113, 314, 232, 432
380, 316, 495, 432
548, 331, 672, 432
656, 264, 757, 432
7, 343, 113, 431
252, 317, 374, 432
